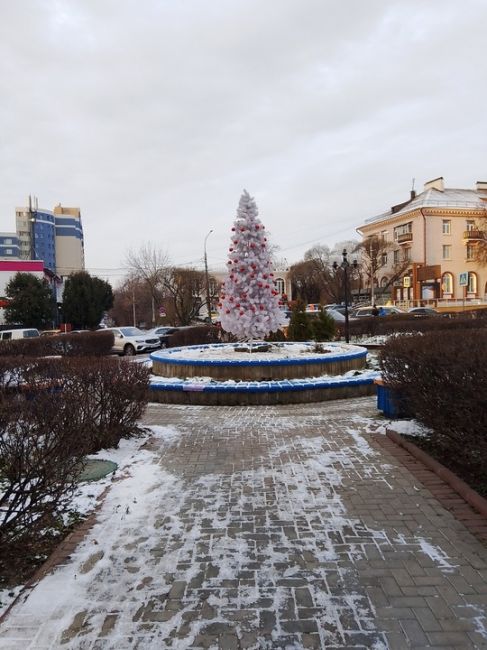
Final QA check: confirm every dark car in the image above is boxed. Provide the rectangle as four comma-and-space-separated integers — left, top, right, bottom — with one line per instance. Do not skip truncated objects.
147, 326, 179, 347
407, 307, 440, 317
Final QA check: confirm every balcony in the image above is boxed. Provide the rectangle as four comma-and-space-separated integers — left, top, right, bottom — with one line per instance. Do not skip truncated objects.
463, 229, 484, 241
397, 232, 413, 244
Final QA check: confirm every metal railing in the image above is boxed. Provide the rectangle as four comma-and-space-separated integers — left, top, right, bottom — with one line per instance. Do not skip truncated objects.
397, 232, 413, 244
463, 230, 485, 240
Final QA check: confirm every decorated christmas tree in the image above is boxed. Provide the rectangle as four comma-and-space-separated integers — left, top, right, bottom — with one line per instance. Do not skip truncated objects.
218, 190, 287, 340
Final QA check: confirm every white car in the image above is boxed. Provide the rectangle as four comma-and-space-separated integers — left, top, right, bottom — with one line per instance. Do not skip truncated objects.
105, 327, 161, 356
325, 308, 346, 322
352, 305, 405, 318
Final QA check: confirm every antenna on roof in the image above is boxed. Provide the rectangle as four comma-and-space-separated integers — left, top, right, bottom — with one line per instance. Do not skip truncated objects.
410, 177, 416, 200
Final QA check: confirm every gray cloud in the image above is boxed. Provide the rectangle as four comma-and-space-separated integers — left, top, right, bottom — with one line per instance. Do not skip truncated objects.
0, 0, 486, 282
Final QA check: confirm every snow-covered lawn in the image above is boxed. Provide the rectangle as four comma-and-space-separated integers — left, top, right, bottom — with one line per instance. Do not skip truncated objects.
155, 342, 363, 362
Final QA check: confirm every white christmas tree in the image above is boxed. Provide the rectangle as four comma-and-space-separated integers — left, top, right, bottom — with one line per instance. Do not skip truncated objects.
218, 190, 287, 340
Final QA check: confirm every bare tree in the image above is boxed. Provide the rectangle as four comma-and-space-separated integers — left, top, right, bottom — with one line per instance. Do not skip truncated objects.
354, 236, 409, 302
162, 267, 205, 325
300, 242, 361, 304
289, 260, 324, 304
354, 236, 392, 303
110, 276, 154, 327
125, 243, 170, 326
474, 218, 487, 266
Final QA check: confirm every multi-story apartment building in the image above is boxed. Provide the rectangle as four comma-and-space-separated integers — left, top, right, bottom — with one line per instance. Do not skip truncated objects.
15, 203, 57, 271
53, 204, 85, 278
0, 233, 20, 259
14, 198, 85, 279
357, 178, 487, 307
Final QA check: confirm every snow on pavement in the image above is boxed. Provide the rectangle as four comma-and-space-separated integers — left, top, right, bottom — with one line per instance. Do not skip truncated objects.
1, 397, 486, 649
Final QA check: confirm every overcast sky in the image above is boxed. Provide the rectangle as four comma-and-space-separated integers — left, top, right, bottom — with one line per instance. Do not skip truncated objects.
1, 0, 486, 284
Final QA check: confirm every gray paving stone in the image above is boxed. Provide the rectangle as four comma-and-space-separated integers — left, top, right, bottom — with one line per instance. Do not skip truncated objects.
1, 397, 487, 649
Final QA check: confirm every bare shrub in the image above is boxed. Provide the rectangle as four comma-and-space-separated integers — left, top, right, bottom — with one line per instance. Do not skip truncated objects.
59, 357, 150, 451
380, 329, 487, 489
0, 355, 149, 581
0, 372, 87, 569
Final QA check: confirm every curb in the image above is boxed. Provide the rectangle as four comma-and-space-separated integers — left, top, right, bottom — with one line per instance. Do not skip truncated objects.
386, 429, 487, 519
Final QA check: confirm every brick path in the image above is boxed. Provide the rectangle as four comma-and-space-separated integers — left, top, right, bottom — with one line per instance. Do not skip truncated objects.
1, 396, 487, 649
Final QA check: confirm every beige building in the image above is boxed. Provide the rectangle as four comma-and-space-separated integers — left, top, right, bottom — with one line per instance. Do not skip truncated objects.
53, 204, 85, 278
357, 177, 487, 308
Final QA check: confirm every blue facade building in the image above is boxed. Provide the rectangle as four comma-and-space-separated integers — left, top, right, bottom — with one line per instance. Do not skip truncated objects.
14, 200, 84, 278
0, 233, 20, 259
31, 210, 56, 272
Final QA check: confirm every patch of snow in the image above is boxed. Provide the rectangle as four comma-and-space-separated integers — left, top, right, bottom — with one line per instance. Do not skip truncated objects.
387, 419, 432, 437
155, 342, 364, 362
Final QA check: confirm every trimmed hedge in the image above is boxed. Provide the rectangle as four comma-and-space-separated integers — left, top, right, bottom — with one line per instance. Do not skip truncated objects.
338, 313, 487, 339
380, 329, 487, 494
0, 330, 114, 357
169, 325, 221, 348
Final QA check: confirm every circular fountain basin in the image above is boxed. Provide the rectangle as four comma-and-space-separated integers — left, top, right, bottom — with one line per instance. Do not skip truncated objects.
149, 342, 377, 405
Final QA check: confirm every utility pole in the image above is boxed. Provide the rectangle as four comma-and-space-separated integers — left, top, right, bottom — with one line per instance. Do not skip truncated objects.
132, 286, 136, 327
204, 229, 213, 322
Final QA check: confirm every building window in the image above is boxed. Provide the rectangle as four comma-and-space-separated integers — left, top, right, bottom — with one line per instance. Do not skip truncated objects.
274, 278, 285, 295
380, 230, 388, 242
442, 245, 451, 260
403, 247, 410, 261
466, 244, 475, 260
381, 252, 388, 266
442, 220, 451, 235
466, 220, 475, 232
393, 250, 399, 265
442, 272, 453, 295
5, 249, 12, 255
468, 272, 477, 294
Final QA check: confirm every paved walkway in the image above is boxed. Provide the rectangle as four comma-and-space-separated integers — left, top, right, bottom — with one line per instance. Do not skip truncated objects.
1, 396, 487, 649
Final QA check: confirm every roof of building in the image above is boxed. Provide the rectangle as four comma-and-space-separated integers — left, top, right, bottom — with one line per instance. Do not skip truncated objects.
363, 186, 487, 227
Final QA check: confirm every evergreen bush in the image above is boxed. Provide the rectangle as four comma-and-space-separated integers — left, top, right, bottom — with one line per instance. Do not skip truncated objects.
287, 301, 313, 341
310, 310, 336, 341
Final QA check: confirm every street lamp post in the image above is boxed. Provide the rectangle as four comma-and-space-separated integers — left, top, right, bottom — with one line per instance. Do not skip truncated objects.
333, 248, 358, 344
204, 229, 213, 322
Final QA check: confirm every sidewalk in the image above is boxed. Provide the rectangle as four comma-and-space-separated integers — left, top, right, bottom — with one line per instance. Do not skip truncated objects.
1, 396, 486, 648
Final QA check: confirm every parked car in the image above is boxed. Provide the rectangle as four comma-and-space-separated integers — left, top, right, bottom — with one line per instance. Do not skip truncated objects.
0, 328, 40, 341
325, 308, 346, 322
40, 329, 61, 337
146, 326, 180, 347
352, 305, 405, 318
104, 327, 161, 356
407, 307, 440, 317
